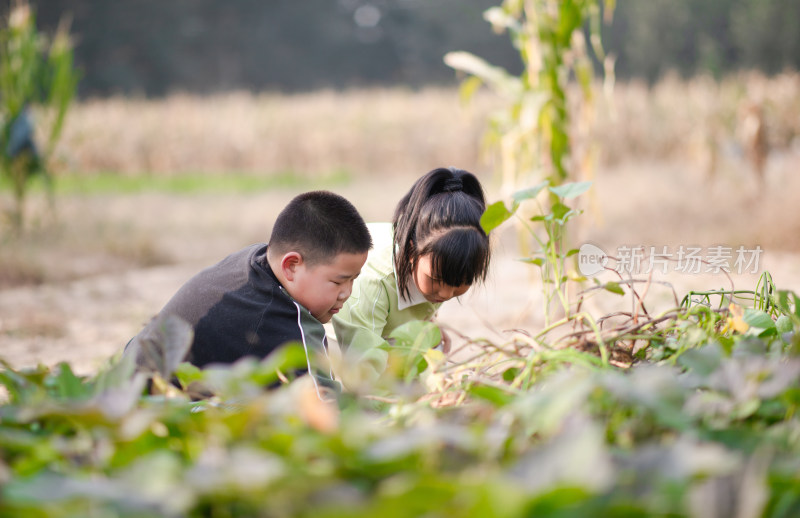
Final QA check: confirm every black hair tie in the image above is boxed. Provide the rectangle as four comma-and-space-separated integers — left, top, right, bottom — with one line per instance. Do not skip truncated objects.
442, 177, 463, 192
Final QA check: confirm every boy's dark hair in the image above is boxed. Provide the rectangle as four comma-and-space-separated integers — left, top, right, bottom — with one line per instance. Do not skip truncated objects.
393, 167, 491, 299
269, 190, 372, 265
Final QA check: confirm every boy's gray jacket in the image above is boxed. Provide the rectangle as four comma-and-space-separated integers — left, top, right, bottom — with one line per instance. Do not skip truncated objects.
133, 244, 336, 391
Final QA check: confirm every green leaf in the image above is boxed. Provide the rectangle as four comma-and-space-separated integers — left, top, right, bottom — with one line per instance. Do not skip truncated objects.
128, 313, 194, 380
502, 367, 521, 382
481, 201, 512, 233
677, 343, 722, 377
604, 282, 624, 295
568, 272, 587, 283
557, 0, 582, 46
776, 315, 793, 334
527, 487, 594, 516
469, 383, 514, 406
390, 321, 441, 351
173, 362, 205, 387
388, 320, 441, 381
717, 335, 735, 355
521, 258, 544, 267
511, 181, 549, 205
52, 362, 89, 400
549, 181, 592, 199
743, 309, 776, 332
550, 201, 571, 222
777, 290, 792, 314
257, 344, 309, 383
0, 361, 49, 405
733, 398, 761, 420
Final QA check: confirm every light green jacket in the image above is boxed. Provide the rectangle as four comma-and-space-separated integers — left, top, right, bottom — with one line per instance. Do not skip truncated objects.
332, 223, 440, 375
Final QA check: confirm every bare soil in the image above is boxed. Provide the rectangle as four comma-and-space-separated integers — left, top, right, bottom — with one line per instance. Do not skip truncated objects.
2, 158, 799, 375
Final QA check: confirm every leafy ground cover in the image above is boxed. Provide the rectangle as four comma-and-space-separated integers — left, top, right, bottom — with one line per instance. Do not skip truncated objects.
1, 264, 799, 517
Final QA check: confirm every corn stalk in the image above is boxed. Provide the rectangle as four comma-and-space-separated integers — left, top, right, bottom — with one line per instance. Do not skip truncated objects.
0, 1, 78, 233
447, 0, 614, 323
445, 0, 615, 193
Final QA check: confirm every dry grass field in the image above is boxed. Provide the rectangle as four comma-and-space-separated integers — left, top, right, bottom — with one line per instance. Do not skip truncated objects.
46, 72, 800, 177
2, 73, 800, 374
50, 87, 496, 176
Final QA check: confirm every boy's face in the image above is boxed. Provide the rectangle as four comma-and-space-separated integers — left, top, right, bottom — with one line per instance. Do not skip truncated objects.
290, 251, 368, 323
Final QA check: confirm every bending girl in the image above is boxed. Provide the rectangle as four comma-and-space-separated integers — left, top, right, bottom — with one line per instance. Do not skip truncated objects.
332, 166, 491, 376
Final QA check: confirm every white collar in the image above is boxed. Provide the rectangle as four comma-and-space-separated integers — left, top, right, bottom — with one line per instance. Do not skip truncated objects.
398, 276, 429, 310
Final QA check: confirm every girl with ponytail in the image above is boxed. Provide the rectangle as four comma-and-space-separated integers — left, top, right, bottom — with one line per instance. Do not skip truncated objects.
332, 167, 492, 377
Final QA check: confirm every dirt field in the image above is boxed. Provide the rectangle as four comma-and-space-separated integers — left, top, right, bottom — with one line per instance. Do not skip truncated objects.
2, 157, 799, 375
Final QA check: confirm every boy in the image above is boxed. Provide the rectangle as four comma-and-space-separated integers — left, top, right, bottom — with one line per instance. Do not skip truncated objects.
128, 190, 371, 396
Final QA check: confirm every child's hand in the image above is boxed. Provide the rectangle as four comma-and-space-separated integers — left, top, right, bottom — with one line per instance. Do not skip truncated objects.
439, 328, 451, 354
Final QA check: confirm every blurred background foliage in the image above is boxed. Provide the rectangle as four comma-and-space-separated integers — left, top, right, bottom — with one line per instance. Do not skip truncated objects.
19, 0, 800, 97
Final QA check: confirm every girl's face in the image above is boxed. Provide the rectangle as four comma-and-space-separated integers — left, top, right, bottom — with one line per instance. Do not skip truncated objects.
413, 254, 471, 304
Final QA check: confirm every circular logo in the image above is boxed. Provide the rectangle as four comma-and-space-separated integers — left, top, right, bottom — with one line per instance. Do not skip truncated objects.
578, 243, 609, 277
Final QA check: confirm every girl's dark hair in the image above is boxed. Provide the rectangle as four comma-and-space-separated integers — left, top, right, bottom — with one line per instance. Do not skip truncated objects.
393, 167, 491, 299
270, 190, 372, 265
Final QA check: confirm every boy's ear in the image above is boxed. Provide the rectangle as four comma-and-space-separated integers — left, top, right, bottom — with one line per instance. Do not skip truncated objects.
280, 252, 303, 282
